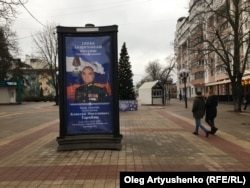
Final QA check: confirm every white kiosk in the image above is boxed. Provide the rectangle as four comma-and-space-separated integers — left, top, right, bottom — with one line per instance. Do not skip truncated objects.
0, 80, 22, 104
138, 80, 165, 105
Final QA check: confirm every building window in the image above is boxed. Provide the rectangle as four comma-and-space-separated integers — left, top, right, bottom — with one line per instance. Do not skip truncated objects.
194, 71, 205, 79
211, 69, 214, 76
152, 89, 162, 97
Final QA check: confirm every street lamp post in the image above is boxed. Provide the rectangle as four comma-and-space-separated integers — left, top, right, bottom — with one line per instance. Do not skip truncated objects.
179, 69, 189, 108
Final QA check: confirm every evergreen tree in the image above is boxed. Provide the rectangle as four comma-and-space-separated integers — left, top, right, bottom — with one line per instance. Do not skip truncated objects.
118, 42, 136, 100
0, 28, 13, 80
10, 58, 32, 83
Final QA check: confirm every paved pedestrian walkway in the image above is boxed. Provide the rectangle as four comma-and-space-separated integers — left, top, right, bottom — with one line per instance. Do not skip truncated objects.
0, 100, 249, 187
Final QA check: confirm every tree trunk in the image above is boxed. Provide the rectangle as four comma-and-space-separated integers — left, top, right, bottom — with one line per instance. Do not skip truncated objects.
231, 81, 243, 112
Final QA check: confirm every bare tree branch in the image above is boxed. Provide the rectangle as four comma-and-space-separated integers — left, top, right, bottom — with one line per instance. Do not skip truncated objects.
188, 0, 250, 111
32, 22, 59, 104
0, 0, 28, 26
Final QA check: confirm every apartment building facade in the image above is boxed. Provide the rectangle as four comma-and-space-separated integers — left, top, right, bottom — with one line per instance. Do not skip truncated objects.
175, 0, 250, 100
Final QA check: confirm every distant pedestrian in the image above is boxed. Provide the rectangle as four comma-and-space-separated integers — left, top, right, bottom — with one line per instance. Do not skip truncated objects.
243, 92, 250, 110
205, 90, 218, 134
192, 91, 210, 137
179, 93, 182, 101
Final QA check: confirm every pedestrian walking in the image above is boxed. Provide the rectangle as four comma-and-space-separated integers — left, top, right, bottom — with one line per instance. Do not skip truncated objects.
179, 92, 182, 101
205, 90, 218, 134
192, 91, 210, 137
243, 91, 250, 110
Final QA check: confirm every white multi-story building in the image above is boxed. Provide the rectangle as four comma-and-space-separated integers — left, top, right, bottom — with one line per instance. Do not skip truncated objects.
175, 0, 250, 100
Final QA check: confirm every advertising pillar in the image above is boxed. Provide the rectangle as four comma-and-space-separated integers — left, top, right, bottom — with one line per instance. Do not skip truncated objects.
56, 24, 122, 151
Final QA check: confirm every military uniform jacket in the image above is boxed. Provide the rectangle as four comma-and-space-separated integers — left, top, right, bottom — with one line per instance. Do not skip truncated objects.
74, 83, 108, 103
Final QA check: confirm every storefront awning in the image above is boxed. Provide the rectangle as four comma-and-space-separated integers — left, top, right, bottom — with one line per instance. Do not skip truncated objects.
206, 75, 250, 86
242, 75, 250, 80
205, 79, 231, 86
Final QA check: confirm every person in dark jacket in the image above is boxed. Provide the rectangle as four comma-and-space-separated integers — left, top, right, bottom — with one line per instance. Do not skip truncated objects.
74, 66, 108, 103
243, 92, 250, 110
192, 91, 210, 137
205, 90, 218, 134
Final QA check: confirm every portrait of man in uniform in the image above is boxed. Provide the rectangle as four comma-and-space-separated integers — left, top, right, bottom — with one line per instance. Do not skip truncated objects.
74, 66, 109, 103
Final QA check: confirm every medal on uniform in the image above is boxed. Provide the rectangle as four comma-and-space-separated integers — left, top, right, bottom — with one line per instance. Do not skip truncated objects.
72, 57, 81, 76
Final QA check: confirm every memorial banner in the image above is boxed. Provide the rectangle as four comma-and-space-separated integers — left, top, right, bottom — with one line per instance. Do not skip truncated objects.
56, 25, 122, 151
65, 36, 113, 134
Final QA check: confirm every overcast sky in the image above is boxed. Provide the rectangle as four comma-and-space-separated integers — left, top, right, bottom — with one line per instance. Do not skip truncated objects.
13, 0, 189, 84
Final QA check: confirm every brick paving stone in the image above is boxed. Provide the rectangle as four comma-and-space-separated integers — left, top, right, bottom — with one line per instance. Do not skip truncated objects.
0, 101, 249, 187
